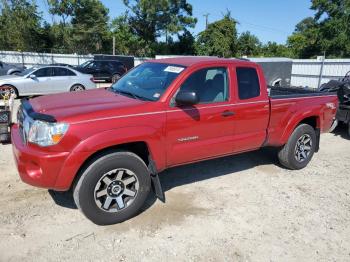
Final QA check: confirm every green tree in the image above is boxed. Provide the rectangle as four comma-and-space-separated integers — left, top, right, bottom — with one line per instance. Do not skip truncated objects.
47, 0, 75, 25
123, 0, 197, 45
237, 31, 262, 56
311, 0, 350, 57
262, 41, 291, 57
71, 0, 110, 54
111, 13, 151, 56
195, 13, 237, 57
287, 17, 321, 58
0, 0, 45, 51
288, 0, 350, 58
47, 0, 75, 52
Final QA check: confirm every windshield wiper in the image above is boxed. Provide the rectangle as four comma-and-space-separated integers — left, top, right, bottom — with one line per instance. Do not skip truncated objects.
113, 89, 153, 101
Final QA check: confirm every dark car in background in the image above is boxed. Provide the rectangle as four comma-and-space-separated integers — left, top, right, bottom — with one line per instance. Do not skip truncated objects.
75, 60, 127, 83
0, 61, 25, 76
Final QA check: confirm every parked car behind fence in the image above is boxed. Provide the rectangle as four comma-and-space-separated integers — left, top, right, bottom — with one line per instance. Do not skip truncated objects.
0, 61, 25, 76
74, 60, 128, 83
0, 66, 96, 97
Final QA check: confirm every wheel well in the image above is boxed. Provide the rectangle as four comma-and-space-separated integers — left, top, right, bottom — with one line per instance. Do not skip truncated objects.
70, 83, 85, 90
299, 116, 319, 129
71, 141, 150, 190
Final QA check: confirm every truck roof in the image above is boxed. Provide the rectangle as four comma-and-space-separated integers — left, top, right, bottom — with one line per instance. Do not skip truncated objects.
149, 56, 255, 67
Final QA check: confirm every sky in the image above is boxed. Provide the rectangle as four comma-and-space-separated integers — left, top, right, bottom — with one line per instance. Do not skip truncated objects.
38, 0, 315, 44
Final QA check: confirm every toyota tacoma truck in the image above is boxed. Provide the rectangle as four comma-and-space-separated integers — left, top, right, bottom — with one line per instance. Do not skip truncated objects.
11, 57, 338, 225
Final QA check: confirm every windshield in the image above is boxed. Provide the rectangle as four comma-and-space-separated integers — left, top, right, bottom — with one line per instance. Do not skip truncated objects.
79, 61, 91, 68
111, 62, 186, 101
16, 67, 37, 76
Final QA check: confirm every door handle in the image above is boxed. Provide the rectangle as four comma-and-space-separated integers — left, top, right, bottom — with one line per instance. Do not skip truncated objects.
221, 110, 235, 117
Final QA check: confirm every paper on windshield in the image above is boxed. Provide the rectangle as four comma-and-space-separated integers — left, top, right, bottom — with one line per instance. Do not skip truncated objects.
164, 66, 184, 74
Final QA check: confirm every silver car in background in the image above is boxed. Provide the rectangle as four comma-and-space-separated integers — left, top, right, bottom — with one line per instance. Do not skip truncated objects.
0, 66, 96, 97
0, 61, 25, 76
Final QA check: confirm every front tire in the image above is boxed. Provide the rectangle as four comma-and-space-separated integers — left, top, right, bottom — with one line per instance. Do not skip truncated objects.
278, 124, 316, 170
1, 85, 18, 98
73, 151, 151, 225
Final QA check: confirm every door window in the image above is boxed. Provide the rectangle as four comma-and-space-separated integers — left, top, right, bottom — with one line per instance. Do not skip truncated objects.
178, 67, 229, 104
34, 67, 52, 78
53, 67, 76, 76
236, 67, 260, 100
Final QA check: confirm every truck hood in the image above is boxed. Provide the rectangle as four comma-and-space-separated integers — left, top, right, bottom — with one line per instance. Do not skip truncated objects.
29, 88, 147, 122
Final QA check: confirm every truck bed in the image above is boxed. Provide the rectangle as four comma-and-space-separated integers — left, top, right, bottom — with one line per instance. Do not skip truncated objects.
269, 86, 333, 99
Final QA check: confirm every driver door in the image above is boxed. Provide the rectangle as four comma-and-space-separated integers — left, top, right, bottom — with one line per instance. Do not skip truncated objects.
25, 67, 53, 95
165, 66, 235, 167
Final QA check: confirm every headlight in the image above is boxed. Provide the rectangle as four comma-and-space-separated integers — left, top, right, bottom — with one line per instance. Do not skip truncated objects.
28, 120, 69, 147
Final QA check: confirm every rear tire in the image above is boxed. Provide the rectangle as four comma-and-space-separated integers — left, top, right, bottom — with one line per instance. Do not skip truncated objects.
73, 151, 151, 225
70, 84, 85, 91
278, 124, 316, 170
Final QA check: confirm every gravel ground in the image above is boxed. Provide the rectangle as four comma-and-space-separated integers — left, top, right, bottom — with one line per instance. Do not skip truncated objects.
0, 116, 349, 261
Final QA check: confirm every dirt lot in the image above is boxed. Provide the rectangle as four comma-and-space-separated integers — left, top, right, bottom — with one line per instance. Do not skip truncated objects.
0, 122, 350, 261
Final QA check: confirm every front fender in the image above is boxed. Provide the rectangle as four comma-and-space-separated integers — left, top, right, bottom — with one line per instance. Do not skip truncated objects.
54, 126, 165, 190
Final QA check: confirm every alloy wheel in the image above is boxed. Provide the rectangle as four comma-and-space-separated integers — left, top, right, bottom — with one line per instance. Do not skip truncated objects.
294, 134, 312, 162
94, 168, 139, 212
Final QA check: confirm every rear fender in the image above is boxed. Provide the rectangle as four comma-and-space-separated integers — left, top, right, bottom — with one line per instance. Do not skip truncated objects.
280, 112, 321, 145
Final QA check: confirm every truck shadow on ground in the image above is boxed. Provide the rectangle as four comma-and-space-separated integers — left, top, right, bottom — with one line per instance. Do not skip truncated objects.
48, 147, 280, 211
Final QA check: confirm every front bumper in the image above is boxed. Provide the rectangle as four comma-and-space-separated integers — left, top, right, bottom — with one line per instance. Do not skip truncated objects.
11, 124, 70, 189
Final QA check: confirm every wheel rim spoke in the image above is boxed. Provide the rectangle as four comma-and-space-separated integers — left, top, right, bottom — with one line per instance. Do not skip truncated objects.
103, 196, 113, 210
301, 151, 307, 159
123, 189, 136, 197
123, 176, 136, 186
304, 145, 311, 151
303, 137, 311, 143
102, 176, 112, 185
116, 170, 124, 180
116, 196, 125, 209
96, 188, 107, 198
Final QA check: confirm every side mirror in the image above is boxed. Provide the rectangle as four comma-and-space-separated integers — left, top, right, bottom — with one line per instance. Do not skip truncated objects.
29, 74, 36, 79
175, 91, 199, 106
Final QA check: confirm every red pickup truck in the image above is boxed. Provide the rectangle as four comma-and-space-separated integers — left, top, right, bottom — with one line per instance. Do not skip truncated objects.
11, 57, 337, 225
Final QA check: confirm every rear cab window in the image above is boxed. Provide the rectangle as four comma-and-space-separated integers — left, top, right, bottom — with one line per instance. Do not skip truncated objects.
236, 67, 260, 100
